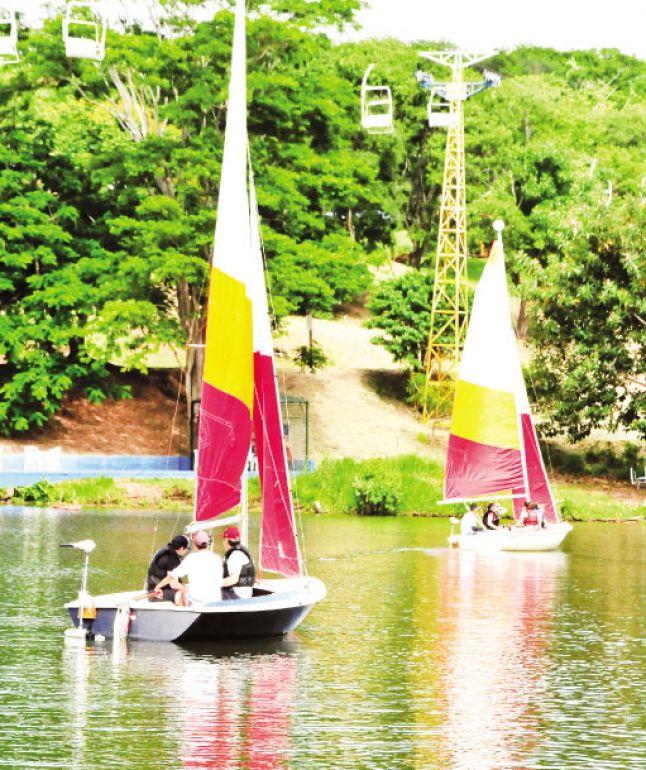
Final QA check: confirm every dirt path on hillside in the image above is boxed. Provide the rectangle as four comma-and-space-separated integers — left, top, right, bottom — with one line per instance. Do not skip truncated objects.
277, 315, 444, 461
0, 315, 440, 462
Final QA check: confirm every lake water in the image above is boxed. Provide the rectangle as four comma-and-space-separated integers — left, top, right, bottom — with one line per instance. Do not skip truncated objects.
0, 506, 644, 769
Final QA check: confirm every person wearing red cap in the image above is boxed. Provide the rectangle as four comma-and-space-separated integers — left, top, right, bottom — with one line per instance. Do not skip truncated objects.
220, 526, 255, 599
154, 530, 222, 606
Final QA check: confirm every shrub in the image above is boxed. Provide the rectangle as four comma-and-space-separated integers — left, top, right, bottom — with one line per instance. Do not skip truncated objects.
13, 480, 56, 503
544, 440, 645, 481
293, 341, 329, 373
352, 471, 401, 516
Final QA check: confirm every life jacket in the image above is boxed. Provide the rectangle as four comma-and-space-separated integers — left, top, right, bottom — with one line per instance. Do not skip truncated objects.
146, 545, 180, 590
223, 544, 256, 587
483, 511, 499, 530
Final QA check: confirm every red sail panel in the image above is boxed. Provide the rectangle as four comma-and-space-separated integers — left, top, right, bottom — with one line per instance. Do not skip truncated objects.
512, 413, 558, 522
445, 433, 526, 501
195, 381, 252, 521
253, 352, 301, 576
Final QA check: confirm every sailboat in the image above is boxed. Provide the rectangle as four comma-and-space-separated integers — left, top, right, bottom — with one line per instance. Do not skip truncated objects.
64, 0, 325, 642
442, 220, 572, 551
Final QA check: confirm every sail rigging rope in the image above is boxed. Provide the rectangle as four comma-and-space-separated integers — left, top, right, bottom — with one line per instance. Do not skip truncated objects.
146, 225, 210, 564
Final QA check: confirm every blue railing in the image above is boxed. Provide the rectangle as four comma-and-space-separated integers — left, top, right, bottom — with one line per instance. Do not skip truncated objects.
0, 453, 314, 488
0, 454, 193, 488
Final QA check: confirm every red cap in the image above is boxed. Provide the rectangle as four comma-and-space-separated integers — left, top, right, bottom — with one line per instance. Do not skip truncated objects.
222, 526, 240, 541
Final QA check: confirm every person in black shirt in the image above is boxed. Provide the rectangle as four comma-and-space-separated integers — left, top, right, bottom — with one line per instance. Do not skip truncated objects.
146, 535, 189, 601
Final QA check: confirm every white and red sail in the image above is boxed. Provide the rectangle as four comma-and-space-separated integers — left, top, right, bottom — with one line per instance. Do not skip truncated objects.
443, 223, 557, 522
195, 0, 301, 573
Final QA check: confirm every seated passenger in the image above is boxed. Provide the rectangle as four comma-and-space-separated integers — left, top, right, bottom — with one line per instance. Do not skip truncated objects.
154, 530, 222, 606
220, 526, 255, 599
516, 501, 544, 528
460, 504, 484, 536
146, 535, 189, 601
483, 503, 501, 530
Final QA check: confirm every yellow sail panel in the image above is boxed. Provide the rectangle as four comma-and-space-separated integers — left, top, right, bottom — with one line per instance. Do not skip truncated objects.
203, 267, 253, 411
450, 379, 520, 450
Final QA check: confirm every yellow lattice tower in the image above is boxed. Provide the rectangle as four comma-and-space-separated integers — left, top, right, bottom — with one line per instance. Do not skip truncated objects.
417, 51, 500, 422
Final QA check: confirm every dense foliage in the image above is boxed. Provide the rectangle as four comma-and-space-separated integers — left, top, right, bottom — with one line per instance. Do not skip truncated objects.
524, 194, 645, 440
0, 1, 643, 440
366, 270, 434, 371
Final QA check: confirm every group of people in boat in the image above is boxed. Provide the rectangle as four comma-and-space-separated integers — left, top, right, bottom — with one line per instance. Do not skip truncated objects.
460, 500, 546, 535
145, 526, 255, 606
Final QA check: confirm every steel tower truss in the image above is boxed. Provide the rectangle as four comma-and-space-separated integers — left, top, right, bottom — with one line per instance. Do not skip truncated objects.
417, 51, 500, 421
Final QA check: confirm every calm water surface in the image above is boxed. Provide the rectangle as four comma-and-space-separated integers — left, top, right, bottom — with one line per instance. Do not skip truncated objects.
0, 506, 644, 769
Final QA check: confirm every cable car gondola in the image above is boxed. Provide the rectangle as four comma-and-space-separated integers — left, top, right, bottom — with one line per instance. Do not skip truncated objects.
63, 1, 106, 61
0, 8, 19, 65
361, 64, 394, 134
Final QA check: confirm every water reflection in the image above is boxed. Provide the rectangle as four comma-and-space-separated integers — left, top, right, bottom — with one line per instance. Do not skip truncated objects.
63, 644, 93, 770
427, 550, 567, 769
61, 638, 298, 770
5, 510, 646, 768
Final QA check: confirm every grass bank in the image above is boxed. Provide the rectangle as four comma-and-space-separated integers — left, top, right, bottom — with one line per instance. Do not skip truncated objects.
2, 455, 643, 523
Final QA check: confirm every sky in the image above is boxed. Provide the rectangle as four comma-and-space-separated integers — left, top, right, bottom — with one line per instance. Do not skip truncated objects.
352, 0, 646, 58
9, 0, 646, 59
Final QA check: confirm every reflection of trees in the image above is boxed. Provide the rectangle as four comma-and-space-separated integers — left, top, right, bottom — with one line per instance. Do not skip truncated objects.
414, 550, 565, 769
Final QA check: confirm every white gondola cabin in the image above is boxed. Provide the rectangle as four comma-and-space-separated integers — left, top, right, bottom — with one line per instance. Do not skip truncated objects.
361, 64, 393, 134
63, 1, 106, 61
426, 88, 458, 128
0, 8, 19, 65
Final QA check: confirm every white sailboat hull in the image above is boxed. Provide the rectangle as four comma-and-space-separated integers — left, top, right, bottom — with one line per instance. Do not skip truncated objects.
449, 523, 573, 552
65, 577, 326, 643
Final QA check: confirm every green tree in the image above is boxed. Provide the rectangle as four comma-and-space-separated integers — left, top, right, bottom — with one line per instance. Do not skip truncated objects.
367, 270, 434, 371
525, 193, 645, 440
0, 102, 133, 432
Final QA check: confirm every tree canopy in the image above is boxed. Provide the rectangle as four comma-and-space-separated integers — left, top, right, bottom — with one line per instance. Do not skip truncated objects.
0, 5, 643, 440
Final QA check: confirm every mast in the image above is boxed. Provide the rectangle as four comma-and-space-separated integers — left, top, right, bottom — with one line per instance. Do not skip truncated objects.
240, 464, 249, 546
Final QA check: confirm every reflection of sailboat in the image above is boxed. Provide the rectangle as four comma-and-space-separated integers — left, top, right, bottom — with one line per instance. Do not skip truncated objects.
64, 0, 324, 642
179, 651, 297, 770
114, 640, 297, 769
442, 221, 572, 551
423, 550, 566, 768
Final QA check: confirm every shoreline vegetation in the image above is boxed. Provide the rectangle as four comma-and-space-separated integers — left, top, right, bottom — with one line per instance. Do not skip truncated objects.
1, 456, 643, 523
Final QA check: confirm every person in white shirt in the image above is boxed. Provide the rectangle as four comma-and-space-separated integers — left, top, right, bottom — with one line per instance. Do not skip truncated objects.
460, 504, 484, 536
154, 530, 222, 606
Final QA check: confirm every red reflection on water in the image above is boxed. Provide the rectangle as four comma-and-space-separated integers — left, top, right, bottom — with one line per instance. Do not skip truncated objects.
180, 654, 296, 769
247, 657, 296, 769
435, 551, 565, 769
